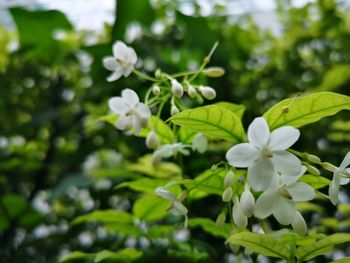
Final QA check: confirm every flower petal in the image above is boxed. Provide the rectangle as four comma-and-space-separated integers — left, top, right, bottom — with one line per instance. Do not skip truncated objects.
135, 103, 151, 118
339, 151, 350, 171
248, 117, 270, 148
103, 57, 118, 71
122, 89, 139, 107
116, 115, 132, 131
172, 201, 188, 215
280, 166, 307, 185
155, 187, 176, 201
126, 46, 137, 64
254, 190, 277, 219
248, 158, 274, 191
287, 182, 315, 201
225, 143, 259, 168
113, 41, 128, 59
273, 199, 296, 225
107, 70, 123, 82
329, 174, 340, 205
268, 126, 300, 151
271, 150, 301, 176
108, 97, 129, 114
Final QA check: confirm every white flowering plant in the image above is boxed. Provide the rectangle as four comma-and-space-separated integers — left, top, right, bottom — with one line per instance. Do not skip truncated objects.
78, 40, 350, 263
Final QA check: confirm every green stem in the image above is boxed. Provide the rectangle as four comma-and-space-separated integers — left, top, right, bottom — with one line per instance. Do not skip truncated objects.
288, 239, 296, 263
133, 68, 158, 82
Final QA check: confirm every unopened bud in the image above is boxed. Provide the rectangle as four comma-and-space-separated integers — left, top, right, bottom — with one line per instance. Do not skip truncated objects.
155, 187, 176, 201
282, 106, 289, 113
146, 130, 159, 149
171, 79, 183, 98
306, 154, 321, 164
171, 105, 179, 116
192, 133, 208, 153
291, 211, 307, 235
222, 187, 233, 202
155, 69, 162, 79
187, 85, 197, 97
322, 162, 337, 172
172, 201, 188, 215
224, 171, 234, 188
306, 164, 320, 176
215, 212, 226, 227
240, 188, 255, 218
202, 67, 225, 77
199, 86, 216, 100
152, 85, 161, 96
232, 198, 247, 229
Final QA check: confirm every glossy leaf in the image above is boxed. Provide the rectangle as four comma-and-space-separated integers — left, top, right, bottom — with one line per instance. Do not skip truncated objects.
95, 248, 142, 262
215, 102, 246, 119
72, 210, 134, 225
189, 218, 230, 239
263, 92, 350, 130
132, 194, 169, 222
299, 174, 331, 189
227, 232, 289, 259
170, 105, 245, 142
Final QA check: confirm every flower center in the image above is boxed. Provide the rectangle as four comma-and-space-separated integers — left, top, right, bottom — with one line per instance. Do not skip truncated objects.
278, 185, 292, 200
116, 58, 128, 69
125, 108, 135, 116
261, 148, 273, 158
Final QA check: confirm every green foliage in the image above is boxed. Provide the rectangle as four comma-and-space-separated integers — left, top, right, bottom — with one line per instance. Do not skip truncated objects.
132, 194, 169, 221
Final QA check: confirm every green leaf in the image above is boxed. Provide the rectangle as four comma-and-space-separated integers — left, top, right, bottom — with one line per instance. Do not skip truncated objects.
72, 210, 134, 225
263, 92, 350, 130
331, 256, 350, 263
170, 105, 245, 142
132, 195, 169, 221
296, 233, 350, 261
10, 7, 72, 61
318, 64, 350, 91
116, 178, 170, 194
299, 174, 331, 189
105, 222, 141, 237
227, 232, 289, 259
147, 225, 176, 239
215, 102, 246, 119
189, 218, 230, 239
95, 248, 142, 263
2, 194, 28, 218
60, 251, 94, 263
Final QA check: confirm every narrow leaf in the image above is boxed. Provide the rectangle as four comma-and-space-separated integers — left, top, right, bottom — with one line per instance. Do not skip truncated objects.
227, 232, 289, 259
263, 92, 350, 130
170, 105, 245, 142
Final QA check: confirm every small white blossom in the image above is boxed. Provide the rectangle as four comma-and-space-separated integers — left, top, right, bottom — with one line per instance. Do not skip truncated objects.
240, 184, 255, 217
170, 105, 179, 116
108, 89, 151, 134
192, 133, 208, 153
254, 166, 315, 225
226, 117, 302, 191
171, 79, 183, 98
199, 86, 216, 100
187, 85, 197, 97
103, 41, 137, 82
155, 187, 188, 227
152, 143, 191, 165
329, 151, 350, 205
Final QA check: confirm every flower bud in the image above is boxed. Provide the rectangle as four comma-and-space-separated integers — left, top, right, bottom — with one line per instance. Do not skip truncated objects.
199, 86, 216, 100
170, 105, 179, 116
232, 198, 247, 229
187, 85, 197, 97
140, 117, 149, 129
146, 130, 159, 149
306, 164, 320, 176
215, 212, 226, 227
224, 171, 234, 188
240, 187, 255, 218
322, 162, 337, 172
306, 153, 321, 164
171, 79, 183, 98
202, 67, 225, 77
155, 187, 176, 201
172, 201, 188, 215
152, 85, 161, 96
155, 69, 162, 79
291, 211, 307, 235
192, 133, 208, 153
222, 187, 233, 202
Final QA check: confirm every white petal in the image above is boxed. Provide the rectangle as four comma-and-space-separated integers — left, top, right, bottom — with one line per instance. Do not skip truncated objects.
107, 70, 123, 82
339, 151, 350, 171
135, 103, 151, 118
113, 41, 128, 59
271, 150, 301, 176
172, 201, 188, 215
116, 115, 132, 131
108, 97, 129, 114
340, 177, 350, 185
268, 126, 300, 151
103, 57, 118, 71
273, 199, 296, 225
122, 89, 139, 107
254, 190, 277, 219
280, 166, 307, 185
291, 211, 307, 235
329, 174, 340, 205
287, 182, 315, 201
248, 159, 274, 191
155, 187, 176, 201
126, 46, 137, 64
248, 117, 270, 148
122, 65, 134, 77
225, 143, 259, 167
133, 116, 142, 134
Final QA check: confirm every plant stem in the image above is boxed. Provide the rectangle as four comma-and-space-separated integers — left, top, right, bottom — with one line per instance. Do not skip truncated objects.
133, 68, 158, 82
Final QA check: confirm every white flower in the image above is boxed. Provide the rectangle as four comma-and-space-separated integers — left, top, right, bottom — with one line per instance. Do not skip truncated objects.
103, 41, 137, 82
226, 117, 301, 191
199, 86, 216, 100
254, 166, 315, 225
192, 133, 208, 153
155, 187, 188, 227
108, 89, 151, 134
329, 151, 350, 205
152, 143, 191, 165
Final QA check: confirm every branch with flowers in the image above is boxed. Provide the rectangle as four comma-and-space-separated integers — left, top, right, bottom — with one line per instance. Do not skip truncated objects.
81, 40, 350, 263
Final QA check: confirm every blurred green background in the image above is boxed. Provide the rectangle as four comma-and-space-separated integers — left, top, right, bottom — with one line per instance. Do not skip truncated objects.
0, 0, 349, 262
